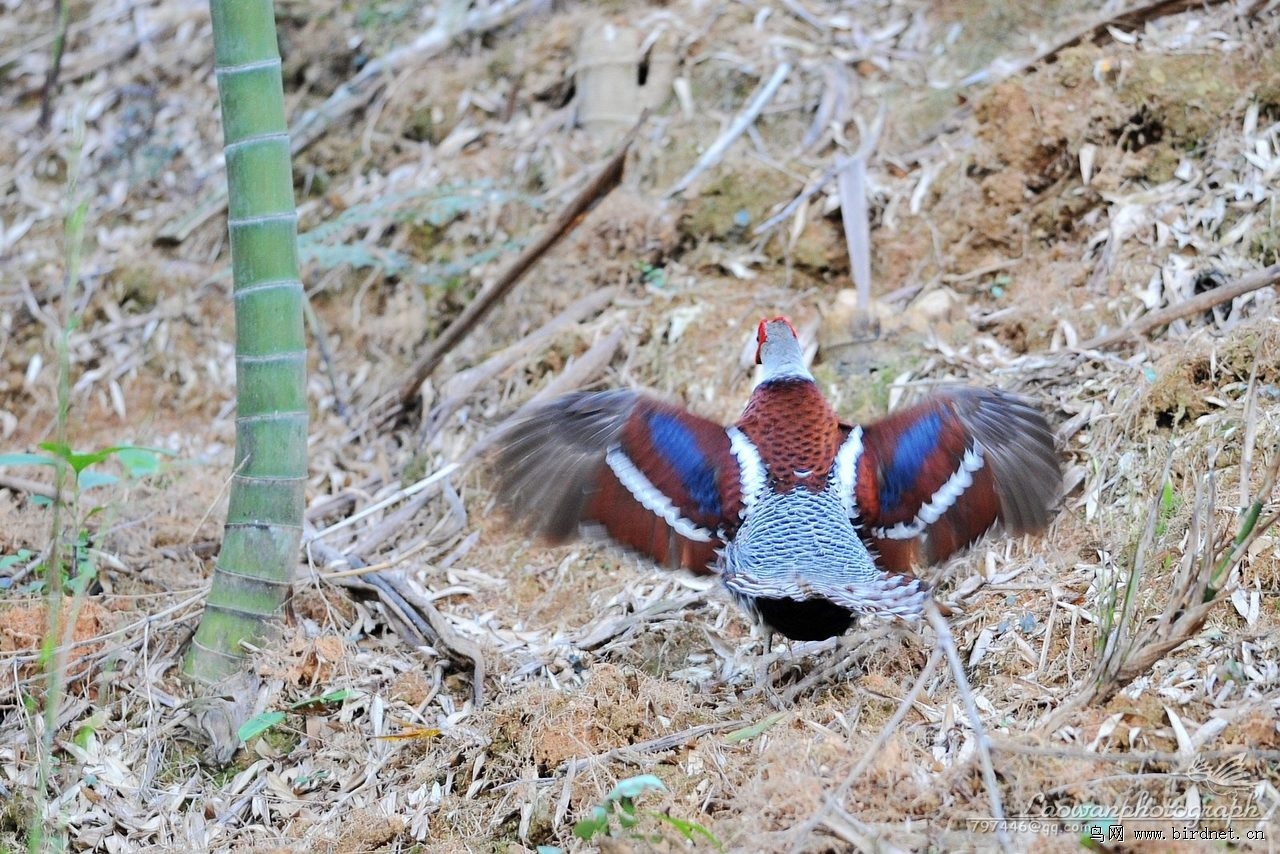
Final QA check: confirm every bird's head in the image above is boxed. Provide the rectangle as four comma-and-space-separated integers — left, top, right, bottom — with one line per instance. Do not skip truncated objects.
754, 316, 812, 382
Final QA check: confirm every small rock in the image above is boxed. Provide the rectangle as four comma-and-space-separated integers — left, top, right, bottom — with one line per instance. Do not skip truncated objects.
901, 286, 963, 333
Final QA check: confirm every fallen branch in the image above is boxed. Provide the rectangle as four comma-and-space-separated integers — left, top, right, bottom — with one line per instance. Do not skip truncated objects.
0, 474, 57, 500
465, 324, 626, 465
754, 105, 883, 239
310, 540, 486, 707
387, 116, 643, 421
1021, 0, 1243, 74
666, 62, 791, 197
419, 286, 620, 448
990, 741, 1280, 764
1080, 262, 1280, 350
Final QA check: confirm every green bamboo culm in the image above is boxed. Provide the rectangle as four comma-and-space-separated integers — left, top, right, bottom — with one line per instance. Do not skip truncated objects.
185, 0, 307, 684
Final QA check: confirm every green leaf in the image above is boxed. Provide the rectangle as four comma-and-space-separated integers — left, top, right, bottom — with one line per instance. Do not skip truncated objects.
65, 570, 96, 597
653, 813, 722, 848
238, 711, 286, 742
607, 774, 666, 802
73, 719, 101, 750
288, 688, 351, 710
114, 446, 169, 477
573, 805, 610, 841
77, 471, 119, 490
0, 452, 57, 468
39, 441, 116, 475
0, 549, 34, 571
724, 712, 787, 743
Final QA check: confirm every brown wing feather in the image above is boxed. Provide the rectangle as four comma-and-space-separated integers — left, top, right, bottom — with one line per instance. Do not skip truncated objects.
852, 387, 1061, 571
491, 390, 738, 574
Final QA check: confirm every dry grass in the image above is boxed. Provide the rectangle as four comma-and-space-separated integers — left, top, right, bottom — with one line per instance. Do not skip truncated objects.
3, 0, 1280, 851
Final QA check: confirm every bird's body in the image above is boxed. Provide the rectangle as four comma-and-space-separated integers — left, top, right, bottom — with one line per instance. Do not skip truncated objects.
493, 318, 1061, 641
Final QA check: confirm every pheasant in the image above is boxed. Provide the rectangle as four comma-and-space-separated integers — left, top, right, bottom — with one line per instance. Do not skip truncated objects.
493, 317, 1061, 641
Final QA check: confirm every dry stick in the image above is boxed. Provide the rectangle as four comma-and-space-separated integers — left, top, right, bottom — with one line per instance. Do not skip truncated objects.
307, 464, 460, 543
753, 157, 847, 237
822, 807, 912, 854
557, 719, 749, 778
463, 326, 626, 464
37, 0, 70, 131
925, 602, 1012, 850
485, 721, 754, 793
419, 285, 621, 446
1019, 0, 1241, 74
302, 295, 349, 420
788, 644, 943, 854
304, 477, 384, 523
156, 0, 531, 244
754, 105, 885, 239
387, 117, 644, 420
991, 741, 1280, 764
0, 474, 58, 500
310, 539, 485, 707
1081, 262, 1280, 350
665, 62, 791, 197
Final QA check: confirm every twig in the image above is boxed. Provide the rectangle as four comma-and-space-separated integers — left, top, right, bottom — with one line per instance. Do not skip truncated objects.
0, 474, 58, 500
307, 464, 460, 543
788, 644, 943, 854
990, 741, 1280, 764
821, 807, 912, 853
418, 286, 620, 447
779, 0, 828, 32
776, 625, 894, 705
304, 474, 386, 523
388, 117, 643, 420
466, 326, 625, 464
302, 294, 349, 420
755, 105, 883, 239
666, 62, 791, 197
353, 482, 461, 556
1080, 262, 1280, 350
552, 720, 747, 780
752, 161, 839, 237
486, 720, 752, 792
37, 0, 70, 131
311, 541, 485, 707
926, 602, 1011, 850
319, 536, 436, 579
1019, 0, 1238, 75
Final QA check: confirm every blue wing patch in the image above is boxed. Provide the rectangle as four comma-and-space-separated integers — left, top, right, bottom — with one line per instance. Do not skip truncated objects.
881, 410, 942, 511
644, 411, 721, 517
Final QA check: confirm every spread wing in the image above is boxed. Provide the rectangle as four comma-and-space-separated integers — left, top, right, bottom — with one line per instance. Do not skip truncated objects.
491, 391, 745, 573
842, 387, 1061, 571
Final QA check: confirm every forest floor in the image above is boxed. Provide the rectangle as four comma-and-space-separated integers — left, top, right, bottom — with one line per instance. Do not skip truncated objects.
2, 0, 1280, 851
